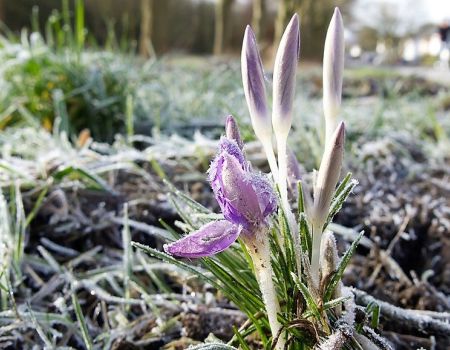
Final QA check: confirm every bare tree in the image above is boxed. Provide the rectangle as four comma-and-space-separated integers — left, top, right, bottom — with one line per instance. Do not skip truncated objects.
214, 0, 233, 55
139, 0, 153, 58
275, 0, 355, 59
274, 0, 300, 46
0, 0, 4, 24
252, 0, 266, 42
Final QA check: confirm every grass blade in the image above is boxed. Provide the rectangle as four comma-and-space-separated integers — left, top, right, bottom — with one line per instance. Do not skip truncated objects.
72, 288, 94, 350
324, 231, 364, 301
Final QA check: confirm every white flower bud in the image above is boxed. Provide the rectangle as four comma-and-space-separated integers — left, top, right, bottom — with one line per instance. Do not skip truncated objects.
323, 8, 345, 143
313, 122, 345, 226
272, 14, 300, 139
241, 25, 271, 143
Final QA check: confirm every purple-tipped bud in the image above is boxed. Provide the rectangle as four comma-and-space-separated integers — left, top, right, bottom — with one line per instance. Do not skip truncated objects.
320, 230, 342, 311
320, 230, 339, 280
287, 148, 303, 189
209, 138, 277, 230
313, 122, 345, 225
323, 8, 345, 142
225, 115, 244, 150
241, 25, 272, 142
272, 14, 300, 138
164, 220, 241, 258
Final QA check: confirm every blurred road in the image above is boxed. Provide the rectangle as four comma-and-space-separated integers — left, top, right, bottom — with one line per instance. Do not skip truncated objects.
396, 66, 450, 85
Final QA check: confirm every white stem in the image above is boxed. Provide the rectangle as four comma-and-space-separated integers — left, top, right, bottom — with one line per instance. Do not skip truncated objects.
324, 114, 337, 148
244, 232, 285, 350
276, 136, 288, 210
311, 221, 323, 287
277, 135, 302, 277
262, 138, 279, 182
283, 208, 302, 281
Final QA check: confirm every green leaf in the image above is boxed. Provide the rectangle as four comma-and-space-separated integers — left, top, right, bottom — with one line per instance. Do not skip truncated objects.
53, 165, 115, 193
366, 301, 380, 329
324, 231, 364, 301
189, 344, 237, 350
297, 180, 305, 214
333, 172, 353, 200
164, 179, 211, 214
131, 242, 221, 290
325, 175, 358, 229
291, 272, 321, 319
299, 213, 312, 262
232, 325, 251, 350
25, 185, 49, 227
323, 296, 350, 311
75, 0, 85, 55
72, 288, 94, 350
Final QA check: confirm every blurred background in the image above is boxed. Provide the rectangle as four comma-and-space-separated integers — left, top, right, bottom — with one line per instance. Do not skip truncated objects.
0, 0, 449, 142
1, 0, 449, 62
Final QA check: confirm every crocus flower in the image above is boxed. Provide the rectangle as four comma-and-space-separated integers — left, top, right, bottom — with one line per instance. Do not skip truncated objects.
320, 230, 339, 281
311, 122, 345, 281
320, 230, 342, 312
164, 136, 277, 258
286, 148, 303, 194
241, 25, 279, 180
272, 14, 300, 214
323, 8, 345, 144
313, 121, 345, 227
241, 26, 271, 143
272, 13, 300, 139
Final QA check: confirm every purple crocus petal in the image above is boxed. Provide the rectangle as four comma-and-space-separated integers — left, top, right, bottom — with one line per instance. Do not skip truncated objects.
287, 148, 304, 190
225, 115, 244, 150
248, 172, 278, 219
163, 220, 241, 258
213, 152, 263, 228
218, 136, 247, 169
241, 25, 272, 143
272, 14, 300, 136
209, 137, 249, 191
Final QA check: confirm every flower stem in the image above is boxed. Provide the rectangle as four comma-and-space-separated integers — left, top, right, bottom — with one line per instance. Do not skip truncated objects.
262, 138, 279, 182
311, 221, 323, 287
277, 136, 302, 277
244, 231, 285, 350
276, 137, 288, 210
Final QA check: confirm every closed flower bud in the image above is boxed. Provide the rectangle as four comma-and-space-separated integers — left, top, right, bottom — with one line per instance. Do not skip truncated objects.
287, 148, 303, 189
323, 8, 345, 143
320, 231, 343, 314
241, 26, 271, 143
272, 14, 300, 138
313, 122, 345, 226
225, 115, 244, 150
319, 230, 339, 281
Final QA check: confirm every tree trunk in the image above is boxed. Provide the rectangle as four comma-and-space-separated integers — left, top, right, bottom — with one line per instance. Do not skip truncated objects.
213, 0, 233, 55
252, 0, 266, 42
139, 0, 153, 58
0, 0, 4, 24
274, 0, 300, 46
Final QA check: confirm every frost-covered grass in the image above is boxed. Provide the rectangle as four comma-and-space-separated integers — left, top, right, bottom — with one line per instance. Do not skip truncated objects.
0, 47, 449, 348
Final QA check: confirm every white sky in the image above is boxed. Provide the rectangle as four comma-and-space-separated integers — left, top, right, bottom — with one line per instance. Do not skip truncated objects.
355, 0, 450, 24
426, 0, 450, 23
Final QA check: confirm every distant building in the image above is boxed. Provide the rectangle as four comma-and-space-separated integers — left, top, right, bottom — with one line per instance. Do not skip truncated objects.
402, 24, 444, 63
